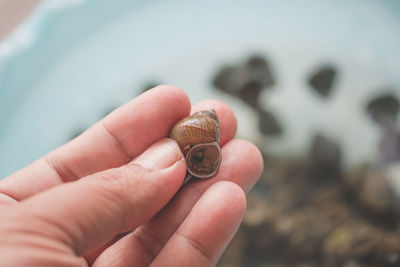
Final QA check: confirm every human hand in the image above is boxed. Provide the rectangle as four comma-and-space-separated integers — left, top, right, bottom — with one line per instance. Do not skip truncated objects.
0, 86, 263, 267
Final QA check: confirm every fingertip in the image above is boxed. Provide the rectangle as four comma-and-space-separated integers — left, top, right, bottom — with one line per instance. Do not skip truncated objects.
130, 138, 183, 169
217, 139, 264, 193
102, 85, 191, 160
156, 156, 187, 191
237, 139, 264, 182
149, 84, 191, 116
237, 139, 264, 192
151, 180, 246, 266
210, 181, 247, 219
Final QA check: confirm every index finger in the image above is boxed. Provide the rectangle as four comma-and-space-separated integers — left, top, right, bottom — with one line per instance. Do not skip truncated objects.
0, 85, 190, 201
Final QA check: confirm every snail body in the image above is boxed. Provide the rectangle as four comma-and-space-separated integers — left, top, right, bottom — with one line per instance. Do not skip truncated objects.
169, 109, 221, 182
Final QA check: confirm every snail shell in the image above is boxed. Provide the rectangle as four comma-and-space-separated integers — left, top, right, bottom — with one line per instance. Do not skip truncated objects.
169, 109, 222, 180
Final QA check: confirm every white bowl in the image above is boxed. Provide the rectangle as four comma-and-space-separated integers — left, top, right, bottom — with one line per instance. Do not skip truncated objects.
1, 0, 400, 178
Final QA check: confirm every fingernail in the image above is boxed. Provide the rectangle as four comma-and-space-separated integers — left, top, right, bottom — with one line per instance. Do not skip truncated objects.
131, 138, 183, 169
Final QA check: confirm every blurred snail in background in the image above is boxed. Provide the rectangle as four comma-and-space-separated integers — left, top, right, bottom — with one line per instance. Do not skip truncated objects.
169, 109, 222, 184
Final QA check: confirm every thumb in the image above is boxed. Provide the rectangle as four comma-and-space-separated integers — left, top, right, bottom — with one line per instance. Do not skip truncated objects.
13, 138, 185, 255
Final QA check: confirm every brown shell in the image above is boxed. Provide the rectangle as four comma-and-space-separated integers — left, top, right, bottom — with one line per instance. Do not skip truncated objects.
186, 142, 221, 178
169, 109, 221, 179
169, 110, 220, 154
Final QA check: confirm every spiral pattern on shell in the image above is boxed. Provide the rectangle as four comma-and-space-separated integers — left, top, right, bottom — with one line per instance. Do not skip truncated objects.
169, 109, 221, 179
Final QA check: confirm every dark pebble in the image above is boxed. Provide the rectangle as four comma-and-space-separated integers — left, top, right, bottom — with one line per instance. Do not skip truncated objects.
366, 93, 399, 124
246, 55, 274, 88
238, 81, 263, 108
379, 122, 400, 165
308, 65, 337, 98
310, 133, 341, 175
213, 55, 275, 109
213, 65, 249, 94
258, 109, 283, 135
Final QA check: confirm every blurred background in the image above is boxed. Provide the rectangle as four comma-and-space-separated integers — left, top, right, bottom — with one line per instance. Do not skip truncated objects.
1, 0, 400, 266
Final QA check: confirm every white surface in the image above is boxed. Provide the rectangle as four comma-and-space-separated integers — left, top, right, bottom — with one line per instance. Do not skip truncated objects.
1, 0, 400, 178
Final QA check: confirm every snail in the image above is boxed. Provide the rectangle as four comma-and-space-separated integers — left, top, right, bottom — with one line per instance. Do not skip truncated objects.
169, 109, 222, 183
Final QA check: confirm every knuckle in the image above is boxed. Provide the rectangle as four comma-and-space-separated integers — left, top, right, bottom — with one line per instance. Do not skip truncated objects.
176, 231, 214, 264
132, 227, 164, 260
93, 164, 153, 203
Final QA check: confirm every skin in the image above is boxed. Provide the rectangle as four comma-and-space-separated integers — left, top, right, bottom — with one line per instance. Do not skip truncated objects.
0, 85, 264, 267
